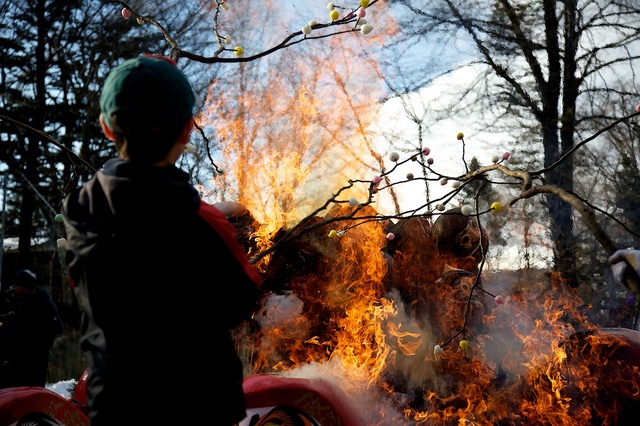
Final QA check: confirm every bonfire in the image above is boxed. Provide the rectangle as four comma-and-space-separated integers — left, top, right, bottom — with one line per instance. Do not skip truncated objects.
219, 201, 640, 425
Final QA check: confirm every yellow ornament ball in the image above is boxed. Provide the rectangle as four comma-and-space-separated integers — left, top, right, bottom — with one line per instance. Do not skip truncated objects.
360, 0, 370, 7
328, 229, 338, 238
456, 132, 464, 140
330, 9, 339, 20
234, 46, 244, 56
459, 340, 469, 350
491, 201, 503, 212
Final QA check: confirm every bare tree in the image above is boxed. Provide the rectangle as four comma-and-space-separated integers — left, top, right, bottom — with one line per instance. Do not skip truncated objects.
385, 0, 640, 287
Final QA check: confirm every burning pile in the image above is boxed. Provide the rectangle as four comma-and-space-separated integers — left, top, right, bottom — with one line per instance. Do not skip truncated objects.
226, 202, 640, 425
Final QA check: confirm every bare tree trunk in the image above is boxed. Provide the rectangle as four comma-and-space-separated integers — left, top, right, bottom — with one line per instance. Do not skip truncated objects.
17, 0, 47, 268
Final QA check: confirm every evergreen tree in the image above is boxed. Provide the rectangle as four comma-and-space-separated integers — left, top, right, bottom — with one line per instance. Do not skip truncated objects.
0, 0, 161, 280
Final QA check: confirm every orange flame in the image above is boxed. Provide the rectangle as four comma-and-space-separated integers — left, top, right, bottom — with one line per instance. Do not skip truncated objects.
240, 216, 640, 424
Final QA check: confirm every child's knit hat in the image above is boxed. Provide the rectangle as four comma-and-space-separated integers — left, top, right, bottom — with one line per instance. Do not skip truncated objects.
99, 55, 195, 133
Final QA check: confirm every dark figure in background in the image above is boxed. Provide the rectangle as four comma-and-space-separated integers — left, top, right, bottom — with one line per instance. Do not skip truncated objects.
0, 269, 63, 388
62, 55, 263, 426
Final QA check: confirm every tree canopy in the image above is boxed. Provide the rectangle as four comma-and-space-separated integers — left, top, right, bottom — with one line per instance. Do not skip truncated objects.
1, 0, 639, 305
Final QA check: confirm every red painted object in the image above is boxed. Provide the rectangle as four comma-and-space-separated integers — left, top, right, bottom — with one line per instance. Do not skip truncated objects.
0, 386, 88, 425
69, 371, 88, 409
242, 374, 366, 425
0, 370, 365, 426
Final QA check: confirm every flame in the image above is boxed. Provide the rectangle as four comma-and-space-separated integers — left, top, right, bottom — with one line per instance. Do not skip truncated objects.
239, 215, 640, 425
193, 4, 640, 423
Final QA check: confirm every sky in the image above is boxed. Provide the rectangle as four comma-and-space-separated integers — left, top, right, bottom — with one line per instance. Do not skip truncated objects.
368, 62, 554, 270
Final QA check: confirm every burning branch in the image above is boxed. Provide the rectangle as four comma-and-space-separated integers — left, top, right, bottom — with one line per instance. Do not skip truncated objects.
112, 0, 387, 63
245, 109, 640, 334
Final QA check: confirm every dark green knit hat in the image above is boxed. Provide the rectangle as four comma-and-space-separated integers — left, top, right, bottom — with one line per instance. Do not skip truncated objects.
99, 55, 195, 132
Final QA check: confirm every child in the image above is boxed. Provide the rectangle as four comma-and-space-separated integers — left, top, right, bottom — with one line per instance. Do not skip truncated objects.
62, 55, 262, 425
